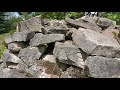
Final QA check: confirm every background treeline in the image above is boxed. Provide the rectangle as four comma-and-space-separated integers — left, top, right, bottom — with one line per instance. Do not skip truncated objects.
1, 12, 120, 34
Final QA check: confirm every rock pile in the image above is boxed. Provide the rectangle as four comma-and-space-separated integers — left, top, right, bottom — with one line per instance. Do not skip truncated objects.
1, 15, 120, 78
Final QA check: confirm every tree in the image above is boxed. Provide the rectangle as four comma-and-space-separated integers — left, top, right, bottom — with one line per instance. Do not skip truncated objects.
0, 12, 5, 31
32, 12, 84, 19
17, 12, 33, 20
0, 12, 10, 33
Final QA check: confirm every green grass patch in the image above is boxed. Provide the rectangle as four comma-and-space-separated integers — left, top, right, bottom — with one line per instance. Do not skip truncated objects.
0, 45, 6, 58
0, 32, 11, 58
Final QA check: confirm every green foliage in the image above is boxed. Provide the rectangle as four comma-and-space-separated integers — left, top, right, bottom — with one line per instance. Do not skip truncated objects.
7, 17, 22, 31
32, 12, 84, 20
0, 12, 22, 34
0, 12, 9, 33
66, 12, 84, 19
33, 12, 120, 25
0, 33, 10, 58
102, 12, 120, 25
0, 45, 6, 58
18, 12, 33, 20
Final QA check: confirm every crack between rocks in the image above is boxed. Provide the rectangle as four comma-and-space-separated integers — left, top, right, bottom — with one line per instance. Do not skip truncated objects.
24, 22, 30, 31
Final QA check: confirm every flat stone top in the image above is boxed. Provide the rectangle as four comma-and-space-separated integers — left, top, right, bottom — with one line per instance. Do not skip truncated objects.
76, 28, 120, 48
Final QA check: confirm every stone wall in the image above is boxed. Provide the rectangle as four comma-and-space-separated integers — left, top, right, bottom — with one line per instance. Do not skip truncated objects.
1, 15, 120, 78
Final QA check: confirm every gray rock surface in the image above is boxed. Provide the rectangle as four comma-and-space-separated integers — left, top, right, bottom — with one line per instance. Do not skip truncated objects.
1, 49, 21, 63
3, 15, 120, 78
85, 56, 120, 78
97, 17, 112, 29
80, 16, 98, 24
42, 54, 56, 63
0, 68, 36, 78
72, 28, 120, 58
44, 19, 67, 27
30, 33, 65, 46
44, 26, 69, 34
5, 30, 35, 44
17, 15, 44, 32
66, 28, 77, 39
107, 20, 116, 30
80, 16, 115, 30
18, 46, 47, 66
0, 62, 30, 78
12, 30, 35, 42
60, 66, 86, 78
4, 36, 13, 44
53, 42, 85, 69
25, 64, 44, 77
8, 42, 26, 53
65, 17, 102, 32
101, 28, 119, 39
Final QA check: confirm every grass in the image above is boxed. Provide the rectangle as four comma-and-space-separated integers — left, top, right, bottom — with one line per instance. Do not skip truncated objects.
0, 30, 15, 58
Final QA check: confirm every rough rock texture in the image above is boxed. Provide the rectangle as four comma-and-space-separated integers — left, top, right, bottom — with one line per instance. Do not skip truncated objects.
5, 30, 35, 44
36, 60, 61, 77
17, 15, 44, 32
11, 30, 35, 42
30, 33, 65, 46
60, 66, 86, 78
42, 54, 56, 63
8, 42, 26, 53
80, 16, 98, 24
18, 46, 47, 66
72, 28, 120, 58
44, 26, 69, 34
44, 19, 67, 27
97, 18, 112, 29
43, 19, 68, 34
0, 66, 35, 78
53, 42, 85, 69
80, 16, 115, 30
2, 15, 120, 78
25, 64, 44, 77
107, 21, 116, 30
115, 25, 120, 30
101, 29, 119, 39
85, 56, 120, 78
65, 17, 102, 32
1, 50, 21, 63
66, 28, 77, 39
5, 36, 13, 44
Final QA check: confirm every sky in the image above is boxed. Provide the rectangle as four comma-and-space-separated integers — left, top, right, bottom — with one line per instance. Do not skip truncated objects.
10, 12, 20, 17
5, 12, 20, 19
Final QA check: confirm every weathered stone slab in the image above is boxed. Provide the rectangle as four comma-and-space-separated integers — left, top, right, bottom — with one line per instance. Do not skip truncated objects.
53, 42, 85, 69
18, 46, 47, 66
30, 33, 65, 46
72, 28, 120, 58
85, 56, 120, 78
65, 17, 102, 32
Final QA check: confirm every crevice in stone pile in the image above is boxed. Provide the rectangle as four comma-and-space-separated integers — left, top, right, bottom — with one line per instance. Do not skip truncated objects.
44, 42, 55, 55
79, 48, 88, 61
39, 43, 55, 60
56, 58, 71, 71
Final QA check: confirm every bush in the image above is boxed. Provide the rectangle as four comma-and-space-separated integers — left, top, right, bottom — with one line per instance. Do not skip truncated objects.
102, 12, 120, 25
32, 12, 84, 20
